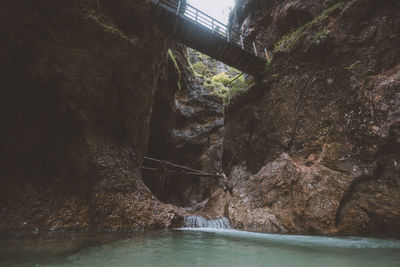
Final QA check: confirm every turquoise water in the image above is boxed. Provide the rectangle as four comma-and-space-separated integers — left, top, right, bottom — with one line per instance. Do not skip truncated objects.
1, 229, 400, 267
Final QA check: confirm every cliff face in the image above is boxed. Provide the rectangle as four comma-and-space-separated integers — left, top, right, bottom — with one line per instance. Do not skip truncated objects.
0, 0, 184, 231
1, 0, 399, 237
145, 46, 225, 209
223, 0, 400, 236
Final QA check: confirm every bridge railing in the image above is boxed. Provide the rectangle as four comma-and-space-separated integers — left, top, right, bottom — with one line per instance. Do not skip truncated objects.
150, 0, 268, 61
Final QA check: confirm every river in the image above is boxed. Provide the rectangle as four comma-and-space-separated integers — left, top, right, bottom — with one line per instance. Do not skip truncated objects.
1, 228, 400, 266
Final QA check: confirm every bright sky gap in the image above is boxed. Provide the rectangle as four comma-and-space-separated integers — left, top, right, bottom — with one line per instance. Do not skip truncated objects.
188, 0, 235, 24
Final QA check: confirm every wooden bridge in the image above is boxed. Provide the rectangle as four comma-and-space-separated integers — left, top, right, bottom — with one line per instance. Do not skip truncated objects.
142, 157, 225, 195
142, 157, 222, 179
150, 0, 269, 76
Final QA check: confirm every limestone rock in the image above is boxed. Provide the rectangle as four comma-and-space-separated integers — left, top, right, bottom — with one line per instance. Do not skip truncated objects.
223, 0, 400, 237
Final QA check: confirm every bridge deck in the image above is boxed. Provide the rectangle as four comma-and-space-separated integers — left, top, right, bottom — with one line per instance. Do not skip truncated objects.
150, 0, 268, 76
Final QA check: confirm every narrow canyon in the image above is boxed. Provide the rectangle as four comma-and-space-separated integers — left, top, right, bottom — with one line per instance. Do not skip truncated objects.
1, 0, 399, 239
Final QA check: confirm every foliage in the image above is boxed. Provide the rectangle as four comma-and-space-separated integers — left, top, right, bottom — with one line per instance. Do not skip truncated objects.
227, 67, 241, 77
187, 48, 251, 105
204, 78, 226, 92
345, 60, 361, 71
192, 62, 211, 77
312, 29, 330, 44
225, 74, 247, 103
205, 72, 249, 104
212, 72, 231, 86
274, 2, 346, 52
168, 49, 181, 91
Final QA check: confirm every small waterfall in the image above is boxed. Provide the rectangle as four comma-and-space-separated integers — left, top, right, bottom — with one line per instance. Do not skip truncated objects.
183, 216, 231, 229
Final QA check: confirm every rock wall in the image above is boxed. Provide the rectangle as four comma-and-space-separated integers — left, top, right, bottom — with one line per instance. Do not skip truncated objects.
223, 0, 400, 237
2, 0, 398, 236
144, 46, 225, 209
0, 0, 185, 231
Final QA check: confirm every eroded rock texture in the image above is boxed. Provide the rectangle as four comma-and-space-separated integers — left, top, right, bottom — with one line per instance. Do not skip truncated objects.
223, 0, 400, 236
144, 46, 224, 209
0, 0, 185, 231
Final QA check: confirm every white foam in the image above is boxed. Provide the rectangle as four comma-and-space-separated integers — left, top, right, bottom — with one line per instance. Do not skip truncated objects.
183, 216, 231, 229
177, 228, 400, 249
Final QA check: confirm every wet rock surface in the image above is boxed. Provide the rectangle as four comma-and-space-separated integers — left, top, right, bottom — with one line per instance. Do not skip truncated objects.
222, 0, 400, 237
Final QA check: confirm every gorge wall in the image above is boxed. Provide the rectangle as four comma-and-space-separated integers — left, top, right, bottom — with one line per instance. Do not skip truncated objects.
1, 0, 399, 238
221, 0, 400, 236
0, 0, 186, 231
144, 46, 225, 209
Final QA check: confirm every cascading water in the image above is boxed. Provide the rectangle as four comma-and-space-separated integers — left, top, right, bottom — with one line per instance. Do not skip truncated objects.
183, 216, 231, 229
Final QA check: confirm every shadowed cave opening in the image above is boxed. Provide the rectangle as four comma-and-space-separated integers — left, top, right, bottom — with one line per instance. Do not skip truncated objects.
141, 48, 231, 209
142, 91, 219, 208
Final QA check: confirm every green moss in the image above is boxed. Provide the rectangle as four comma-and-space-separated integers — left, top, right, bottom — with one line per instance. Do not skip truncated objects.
323, 2, 346, 14
187, 48, 220, 76
229, 74, 245, 93
274, 26, 305, 52
192, 62, 212, 77
203, 72, 248, 104
264, 59, 273, 73
203, 78, 226, 92
312, 28, 330, 44
190, 49, 212, 62
186, 48, 251, 105
345, 60, 362, 71
186, 52, 203, 79
223, 74, 254, 104
274, 2, 345, 52
227, 67, 241, 77
211, 87, 229, 97
168, 49, 181, 91
212, 72, 231, 86
87, 13, 141, 46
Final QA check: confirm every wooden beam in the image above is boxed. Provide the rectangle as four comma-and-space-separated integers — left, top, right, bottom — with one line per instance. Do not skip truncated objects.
142, 167, 221, 179
144, 157, 208, 174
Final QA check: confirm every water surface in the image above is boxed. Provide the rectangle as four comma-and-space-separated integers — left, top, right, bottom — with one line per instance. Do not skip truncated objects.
1, 229, 400, 267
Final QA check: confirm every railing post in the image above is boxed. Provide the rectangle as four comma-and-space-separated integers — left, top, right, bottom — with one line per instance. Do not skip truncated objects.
176, 0, 181, 15
240, 35, 244, 50
253, 41, 258, 56
156, 160, 167, 196
227, 28, 230, 42
265, 48, 270, 61
195, 10, 198, 24
212, 20, 214, 34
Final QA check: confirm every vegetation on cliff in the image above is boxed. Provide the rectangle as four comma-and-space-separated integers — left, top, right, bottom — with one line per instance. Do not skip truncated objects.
187, 48, 254, 104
